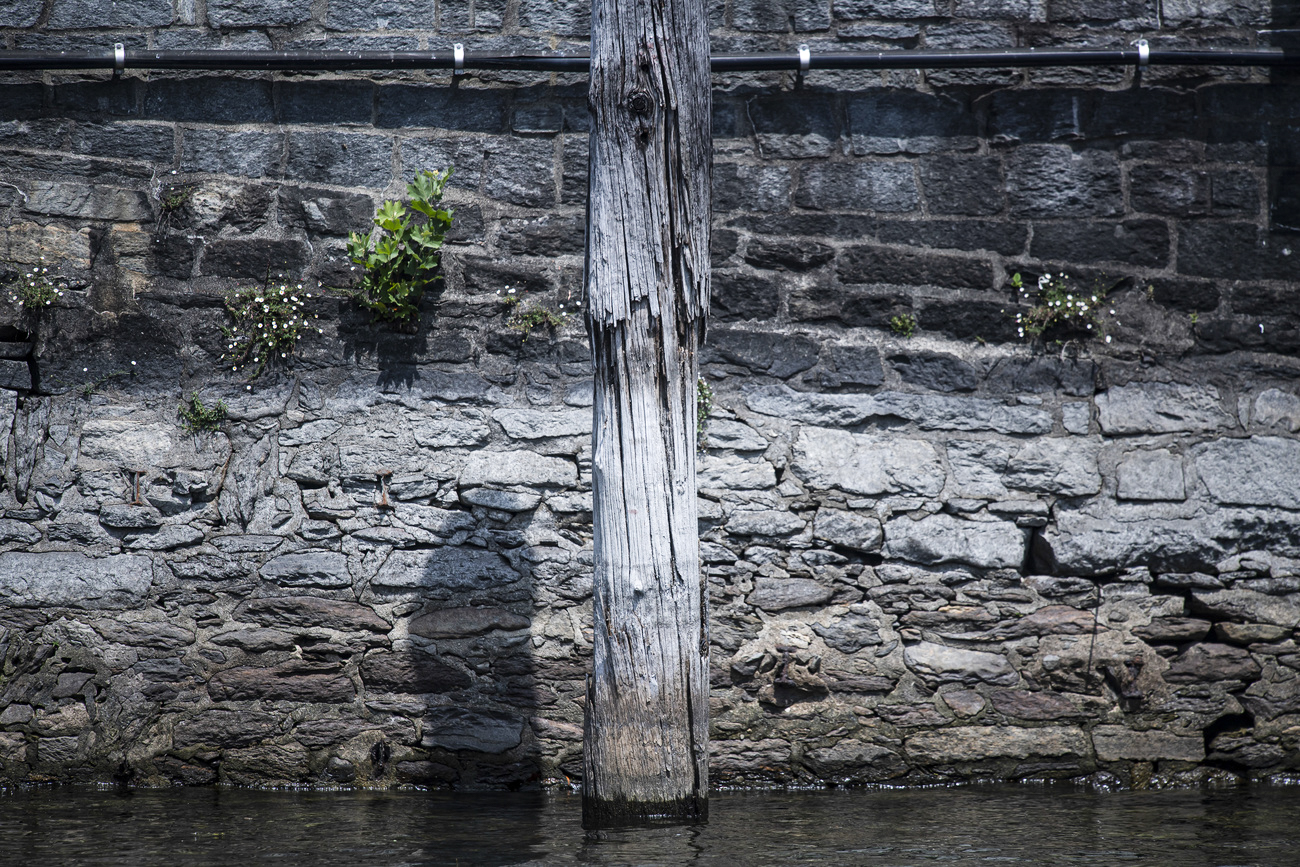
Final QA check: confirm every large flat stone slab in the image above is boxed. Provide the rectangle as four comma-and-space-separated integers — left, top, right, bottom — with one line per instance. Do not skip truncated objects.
884, 513, 1025, 569
793, 427, 945, 497
906, 725, 1088, 762
0, 553, 152, 609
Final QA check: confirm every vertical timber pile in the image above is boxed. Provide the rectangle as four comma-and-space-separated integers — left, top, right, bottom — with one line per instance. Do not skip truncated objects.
581, 0, 712, 828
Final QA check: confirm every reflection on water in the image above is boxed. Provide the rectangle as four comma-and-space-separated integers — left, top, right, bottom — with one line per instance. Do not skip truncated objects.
1, 783, 1297, 866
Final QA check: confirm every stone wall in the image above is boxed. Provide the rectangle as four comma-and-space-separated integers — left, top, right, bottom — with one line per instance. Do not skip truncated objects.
1, 1, 1299, 790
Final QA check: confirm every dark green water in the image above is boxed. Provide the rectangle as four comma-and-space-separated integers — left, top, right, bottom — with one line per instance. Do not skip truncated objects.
1, 783, 1296, 866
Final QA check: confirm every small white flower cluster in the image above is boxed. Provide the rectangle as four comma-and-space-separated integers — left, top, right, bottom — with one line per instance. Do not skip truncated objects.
7, 257, 67, 311
1011, 271, 1109, 341
223, 281, 323, 378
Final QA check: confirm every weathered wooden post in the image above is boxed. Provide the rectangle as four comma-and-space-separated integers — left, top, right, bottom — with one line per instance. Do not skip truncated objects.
581, 0, 712, 828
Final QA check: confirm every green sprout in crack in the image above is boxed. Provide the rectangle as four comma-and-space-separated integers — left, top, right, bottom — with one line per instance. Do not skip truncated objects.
890, 313, 917, 338
696, 377, 714, 452
178, 391, 228, 434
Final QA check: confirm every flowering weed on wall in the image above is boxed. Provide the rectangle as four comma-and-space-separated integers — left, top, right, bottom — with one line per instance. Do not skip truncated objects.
223, 282, 321, 379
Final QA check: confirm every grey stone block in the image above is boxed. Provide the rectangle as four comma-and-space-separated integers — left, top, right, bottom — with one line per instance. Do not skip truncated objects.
285, 132, 393, 189
324, 0, 436, 29
496, 213, 585, 256
208, 0, 310, 27
748, 385, 1054, 434
399, 138, 486, 188
847, 90, 978, 155
792, 427, 945, 497
25, 182, 152, 222
483, 139, 556, 207
747, 577, 833, 612
1129, 166, 1260, 218
517, 0, 588, 34
1092, 727, 1205, 762
706, 328, 819, 378
49, 0, 172, 28
903, 643, 1020, 687
874, 220, 1028, 256
1161, 0, 1268, 26
1191, 589, 1300, 629
492, 408, 589, 439
1047, 0, 1157, 22
460, 450, 575, 488
260, 552, 351, 588
727, 509, 807, 537
234, 596, 390, 632
889, 351, 980, 392
373, 548, 519, 591
813, 507, 883, 552
0, 0, 40, 26
796, 162, 918, 212
0, 359, 31, 391
906, 725, 1089, 762
817, 343, 885, 388
732, 0, 830, 31
276, 81, 375, 126
145, 79, 275, 124
0, 552, 152, 609
421, 708, 521, 753
1030, 219, 1169, 268
748, 94, 841, 159
812, 611, 882, 653
920, 155, 1005, 215
209, 663, 356, 703
1117, 450, 1186, 501
181, 129, 284, 178
1195, 437, 1300, 509
713, 164, 792, 213
1096, 382, 1234, 434
1178, 223, 1299, 282
711, 271, 782, 321
412, 417, 491, 448
279, 187, 374, 237
838, 246, 993, 290
201, 239, 310, 278
835, 0, 939, 16
884, 513, 1026, 570
377, 86, 509, 133
743, 238, 833, 272
1007, 146, 1122, 218
704, 420, 767, 452
697, 453, 778, 490
1253, 389, 1300, 432
409, 607, 530, 639
70, 123, 176, 163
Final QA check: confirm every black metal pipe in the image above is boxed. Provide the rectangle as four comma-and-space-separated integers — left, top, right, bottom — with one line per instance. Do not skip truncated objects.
0, 45, 1295, 74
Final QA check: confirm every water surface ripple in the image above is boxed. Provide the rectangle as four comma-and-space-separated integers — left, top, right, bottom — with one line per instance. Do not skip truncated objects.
1, 783, 1295, 866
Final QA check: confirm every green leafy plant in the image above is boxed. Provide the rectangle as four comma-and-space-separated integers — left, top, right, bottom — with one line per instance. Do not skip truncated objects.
223, 280, 321, 379
890, 313, 916, 338
1011, 271, 1109, 341
502, 286, 572, 340
347, 169, 453, 324
178, 391, 228, 433
696, 377, 714, 451
77, 368, 128, 398
159, 183, 193, 215
5, 258, 66, 311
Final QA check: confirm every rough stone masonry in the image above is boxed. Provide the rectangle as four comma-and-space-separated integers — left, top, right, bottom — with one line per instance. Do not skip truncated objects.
0, 0, 1298, 791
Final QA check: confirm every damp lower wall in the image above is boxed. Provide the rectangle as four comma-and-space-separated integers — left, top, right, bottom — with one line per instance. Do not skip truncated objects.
1, 1, 1299, 790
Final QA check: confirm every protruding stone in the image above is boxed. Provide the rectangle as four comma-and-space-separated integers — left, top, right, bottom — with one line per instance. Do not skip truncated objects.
1092, 726, 1205, 762
748, 577, 834, 612
260, 552, 351, 588
420, 707, 522, 753
906, 726, 1087, 762
903, 642, 1019, 687
408, 607, 530, 638
884, 513, 1026, 570
813, 508, 883, 553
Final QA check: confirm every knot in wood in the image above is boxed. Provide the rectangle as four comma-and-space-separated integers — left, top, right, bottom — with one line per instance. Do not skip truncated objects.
627, 91, 654, 116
